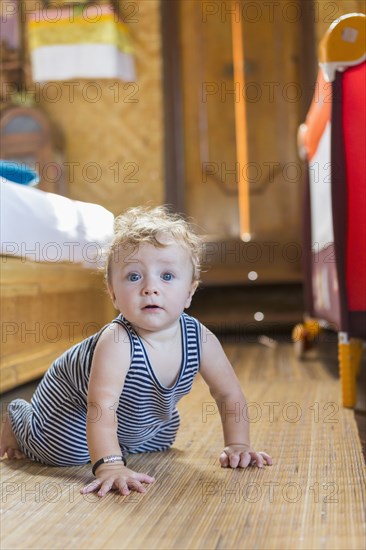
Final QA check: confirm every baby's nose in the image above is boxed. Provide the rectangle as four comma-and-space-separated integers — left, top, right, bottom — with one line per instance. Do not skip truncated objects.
143, 283, 159, 295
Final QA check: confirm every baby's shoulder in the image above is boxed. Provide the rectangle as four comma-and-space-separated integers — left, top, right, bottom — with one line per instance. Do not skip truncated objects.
93, 320, 131, 357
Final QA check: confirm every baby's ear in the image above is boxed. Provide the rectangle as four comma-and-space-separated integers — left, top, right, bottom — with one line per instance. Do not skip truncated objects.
191, 281, 199, 296
108, 285, 118, 309
185, 281, 199, 308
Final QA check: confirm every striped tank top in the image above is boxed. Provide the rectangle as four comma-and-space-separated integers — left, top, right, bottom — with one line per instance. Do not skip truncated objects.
114, 313, 201, 453
8, 312, 201, 465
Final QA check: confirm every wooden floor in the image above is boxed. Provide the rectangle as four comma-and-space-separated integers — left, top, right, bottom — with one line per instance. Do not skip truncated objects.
1, 339, 365, 550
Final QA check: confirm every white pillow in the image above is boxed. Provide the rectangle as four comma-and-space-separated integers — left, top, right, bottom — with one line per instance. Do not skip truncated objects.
0, 178, 114, 268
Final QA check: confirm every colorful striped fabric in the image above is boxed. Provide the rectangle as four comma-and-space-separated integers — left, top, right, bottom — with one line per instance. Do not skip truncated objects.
27, 4, 135, 82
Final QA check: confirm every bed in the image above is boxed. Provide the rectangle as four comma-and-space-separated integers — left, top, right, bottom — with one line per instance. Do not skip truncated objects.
0, 172, 116, 393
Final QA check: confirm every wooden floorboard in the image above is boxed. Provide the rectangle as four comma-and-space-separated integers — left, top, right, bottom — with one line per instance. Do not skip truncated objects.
1, 341, 365, 550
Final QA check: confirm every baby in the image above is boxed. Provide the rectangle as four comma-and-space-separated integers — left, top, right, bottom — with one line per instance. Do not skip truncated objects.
0, 206, 272, 497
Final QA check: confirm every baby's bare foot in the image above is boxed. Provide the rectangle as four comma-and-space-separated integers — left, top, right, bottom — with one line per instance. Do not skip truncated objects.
0, 415, 25, 459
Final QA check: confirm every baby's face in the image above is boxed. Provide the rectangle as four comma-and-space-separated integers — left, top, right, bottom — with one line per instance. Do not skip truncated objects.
109, 238, 197, 334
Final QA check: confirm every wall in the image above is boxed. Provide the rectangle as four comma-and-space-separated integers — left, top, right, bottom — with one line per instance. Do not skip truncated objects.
24, 0, 164, 215
179, 0, 310, 284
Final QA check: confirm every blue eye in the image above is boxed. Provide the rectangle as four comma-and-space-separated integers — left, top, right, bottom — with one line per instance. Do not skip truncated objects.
128, 273, 141, 282
162, 272, 174, 281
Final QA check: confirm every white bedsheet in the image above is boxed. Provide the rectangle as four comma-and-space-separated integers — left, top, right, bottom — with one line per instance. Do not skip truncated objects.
0, 178, 114, 268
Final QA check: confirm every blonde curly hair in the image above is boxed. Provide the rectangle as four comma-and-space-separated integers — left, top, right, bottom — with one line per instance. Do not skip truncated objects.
106, 205, 202, 286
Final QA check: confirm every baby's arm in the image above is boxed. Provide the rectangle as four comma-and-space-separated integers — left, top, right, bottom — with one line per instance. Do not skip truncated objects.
80, 323, 154, 497
200, 326, 272, 469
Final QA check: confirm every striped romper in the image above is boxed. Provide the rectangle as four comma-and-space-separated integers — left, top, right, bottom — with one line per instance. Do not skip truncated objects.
7, 313, 201, 466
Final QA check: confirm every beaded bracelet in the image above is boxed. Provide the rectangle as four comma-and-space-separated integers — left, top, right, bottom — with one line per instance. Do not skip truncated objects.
92, 454, 127, 476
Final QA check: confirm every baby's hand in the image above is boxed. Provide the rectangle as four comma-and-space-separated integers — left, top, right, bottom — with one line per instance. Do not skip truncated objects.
219, 444, 273, 469
80, 464, 155, 498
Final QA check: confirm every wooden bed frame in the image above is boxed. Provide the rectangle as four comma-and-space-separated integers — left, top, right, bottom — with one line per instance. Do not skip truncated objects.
0, 256, 116, 393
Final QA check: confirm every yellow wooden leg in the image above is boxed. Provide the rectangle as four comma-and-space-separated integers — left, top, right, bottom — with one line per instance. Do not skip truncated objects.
338, 332, 356, 408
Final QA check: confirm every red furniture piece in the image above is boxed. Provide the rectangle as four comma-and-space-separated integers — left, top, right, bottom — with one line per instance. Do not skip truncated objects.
293, 13, 366, 407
